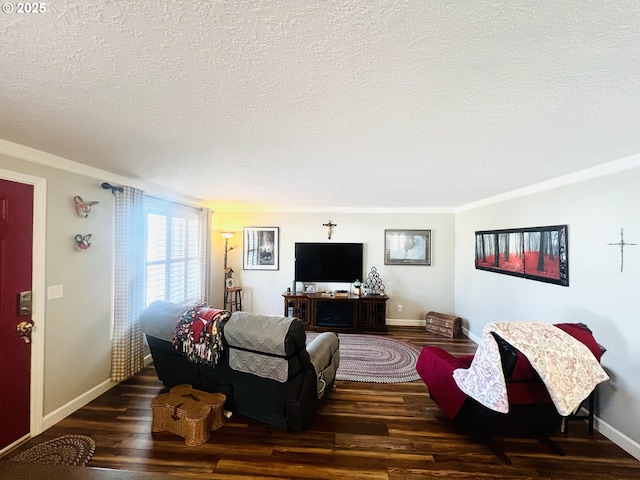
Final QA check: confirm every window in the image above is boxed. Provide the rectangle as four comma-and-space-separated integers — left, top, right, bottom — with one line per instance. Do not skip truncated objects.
144, 197, 202, 306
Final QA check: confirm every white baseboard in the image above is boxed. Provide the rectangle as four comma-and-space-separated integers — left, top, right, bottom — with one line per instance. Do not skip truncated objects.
595, 416, 640, 460
463, 326, 481, 343
385, 318, 425, 327
42, 359, 154, 433
42, 378, 117, 431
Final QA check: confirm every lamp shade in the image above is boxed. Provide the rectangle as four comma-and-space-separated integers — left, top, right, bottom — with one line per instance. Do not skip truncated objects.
220, 232, 235, 239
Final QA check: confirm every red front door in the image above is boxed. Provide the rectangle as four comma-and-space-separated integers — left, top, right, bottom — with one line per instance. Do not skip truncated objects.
0, 179, 34, 449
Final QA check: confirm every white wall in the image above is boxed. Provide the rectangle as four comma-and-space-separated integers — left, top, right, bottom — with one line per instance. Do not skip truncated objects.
454, 166, 640, 455
212, 211, 456, 322
0, 153, 114, 416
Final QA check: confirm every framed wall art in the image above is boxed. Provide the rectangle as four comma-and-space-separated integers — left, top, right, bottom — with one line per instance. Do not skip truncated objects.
384, 229, 431, 265
243, 226, 279, 270
475, 224, 568, 286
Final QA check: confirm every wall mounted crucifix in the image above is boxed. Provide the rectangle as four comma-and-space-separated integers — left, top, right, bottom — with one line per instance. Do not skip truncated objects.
608, 228, 637, 273
322, 220, 337, 240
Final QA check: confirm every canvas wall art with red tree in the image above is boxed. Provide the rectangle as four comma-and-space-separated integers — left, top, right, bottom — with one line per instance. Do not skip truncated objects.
475, 225, 569, 286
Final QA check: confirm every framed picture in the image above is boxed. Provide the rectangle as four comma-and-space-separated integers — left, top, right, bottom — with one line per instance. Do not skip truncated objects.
384, 229, 431, 265
225, 277, 235, 289
303, 282, 316, 293
475, 224, 568, 286
243, 227, 279, 270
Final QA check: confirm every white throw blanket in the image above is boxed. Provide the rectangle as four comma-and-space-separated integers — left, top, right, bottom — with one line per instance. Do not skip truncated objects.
452, 322, 609, 416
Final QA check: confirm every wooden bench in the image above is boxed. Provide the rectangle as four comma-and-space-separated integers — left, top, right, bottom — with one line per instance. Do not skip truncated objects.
151, 385, 226, 446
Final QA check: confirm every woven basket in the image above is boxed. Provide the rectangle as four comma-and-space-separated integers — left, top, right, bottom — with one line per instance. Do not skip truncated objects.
151, 385, 226, 446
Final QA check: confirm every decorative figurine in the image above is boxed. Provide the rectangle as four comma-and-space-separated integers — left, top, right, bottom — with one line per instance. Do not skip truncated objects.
353, 279, 362, 295
74, 196, 99, 218
74, 234, 92, 251
362, 267, 385, 295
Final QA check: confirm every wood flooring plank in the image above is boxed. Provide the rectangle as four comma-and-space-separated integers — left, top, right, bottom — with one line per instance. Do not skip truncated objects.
4, 327, 638, 480
214, 458, 390, 480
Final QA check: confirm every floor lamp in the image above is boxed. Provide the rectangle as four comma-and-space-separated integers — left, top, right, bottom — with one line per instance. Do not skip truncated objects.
221, 232, 235, 308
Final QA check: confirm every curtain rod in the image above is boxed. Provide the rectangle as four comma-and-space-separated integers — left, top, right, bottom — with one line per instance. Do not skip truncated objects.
145, 193, 206, 212
101, 182, 206, 211
101, 182, 124, 193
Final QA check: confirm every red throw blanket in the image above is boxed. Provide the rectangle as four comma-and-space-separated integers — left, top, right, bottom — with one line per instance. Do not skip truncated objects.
173, 304, 231, 367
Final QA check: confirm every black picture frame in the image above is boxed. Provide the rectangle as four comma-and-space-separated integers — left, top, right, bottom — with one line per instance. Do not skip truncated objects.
243, 227, 279, 270
475, 225, 569, 286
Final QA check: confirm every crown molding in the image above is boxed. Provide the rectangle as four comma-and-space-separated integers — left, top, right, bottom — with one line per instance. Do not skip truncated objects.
0, 138, 206, 208
455, 153, 640, 213
207, 203, 456, 214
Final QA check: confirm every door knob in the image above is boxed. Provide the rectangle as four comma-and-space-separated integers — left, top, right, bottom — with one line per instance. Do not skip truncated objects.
17, 321, 33, 343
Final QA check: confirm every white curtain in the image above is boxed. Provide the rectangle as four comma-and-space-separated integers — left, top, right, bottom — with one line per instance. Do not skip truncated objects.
111, 186, 146, 382
198, 207, 212, 304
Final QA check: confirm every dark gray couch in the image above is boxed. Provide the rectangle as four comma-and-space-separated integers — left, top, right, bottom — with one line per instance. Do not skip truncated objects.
139, 300, 340, 431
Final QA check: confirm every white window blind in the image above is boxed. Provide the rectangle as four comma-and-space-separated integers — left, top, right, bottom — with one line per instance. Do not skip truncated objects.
144, 197, 202, 306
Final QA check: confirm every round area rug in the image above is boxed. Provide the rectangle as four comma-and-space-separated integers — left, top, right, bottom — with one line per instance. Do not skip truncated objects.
11, 434, 96, 466
307, 332, 422, 383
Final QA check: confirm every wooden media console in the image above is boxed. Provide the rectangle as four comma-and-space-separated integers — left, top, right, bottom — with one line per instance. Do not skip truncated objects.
282, 292, 388, 332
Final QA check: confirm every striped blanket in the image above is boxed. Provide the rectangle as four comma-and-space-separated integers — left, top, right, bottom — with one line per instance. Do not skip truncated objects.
173, 304, 231, 367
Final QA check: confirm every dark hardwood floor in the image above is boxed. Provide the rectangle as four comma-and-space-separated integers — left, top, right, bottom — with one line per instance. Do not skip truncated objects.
3, 327, 639, 479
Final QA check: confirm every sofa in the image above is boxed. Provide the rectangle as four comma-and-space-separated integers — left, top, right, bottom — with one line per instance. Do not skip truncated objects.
139, 300, 340, 431
416, 322, 606, 441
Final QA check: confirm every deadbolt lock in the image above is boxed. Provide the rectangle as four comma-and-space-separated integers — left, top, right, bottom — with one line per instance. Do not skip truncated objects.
17, 321, 33, 343
18, 290, 32, 316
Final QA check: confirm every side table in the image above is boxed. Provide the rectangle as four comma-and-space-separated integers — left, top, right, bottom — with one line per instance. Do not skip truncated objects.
151, 384, 226, 446
225, 287, 243, 311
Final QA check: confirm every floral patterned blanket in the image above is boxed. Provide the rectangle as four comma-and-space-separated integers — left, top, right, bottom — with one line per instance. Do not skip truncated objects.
452, 321, 609, 416
173, 304, 231, 367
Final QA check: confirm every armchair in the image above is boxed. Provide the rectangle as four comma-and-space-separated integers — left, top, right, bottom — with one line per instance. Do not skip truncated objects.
416, 322, 606, 461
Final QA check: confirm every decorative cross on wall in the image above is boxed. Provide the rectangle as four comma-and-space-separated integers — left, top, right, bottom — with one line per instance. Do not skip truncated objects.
608, 228, 637, 273
322, 220, 337, 240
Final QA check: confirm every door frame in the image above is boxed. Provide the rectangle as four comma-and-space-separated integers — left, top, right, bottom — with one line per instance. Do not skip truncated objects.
0, 168, 47, 451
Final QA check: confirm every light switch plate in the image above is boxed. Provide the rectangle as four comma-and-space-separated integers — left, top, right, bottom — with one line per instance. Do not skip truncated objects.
48, 285, 64, 299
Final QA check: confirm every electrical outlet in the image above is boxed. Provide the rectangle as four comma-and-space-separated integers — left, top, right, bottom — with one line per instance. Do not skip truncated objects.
397, 304, 403, 313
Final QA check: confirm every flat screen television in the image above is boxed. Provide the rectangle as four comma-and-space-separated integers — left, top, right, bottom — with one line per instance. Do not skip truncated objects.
294, 242, 363, 283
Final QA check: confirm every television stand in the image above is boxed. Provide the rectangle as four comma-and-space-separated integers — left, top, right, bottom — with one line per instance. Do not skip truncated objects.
282, 292, 388, 332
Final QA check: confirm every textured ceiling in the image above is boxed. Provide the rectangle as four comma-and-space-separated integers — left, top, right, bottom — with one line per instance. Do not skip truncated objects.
1, 1, 640, 210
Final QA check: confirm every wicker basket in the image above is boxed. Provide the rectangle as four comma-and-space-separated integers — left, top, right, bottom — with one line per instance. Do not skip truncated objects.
151, 385, 226, 446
